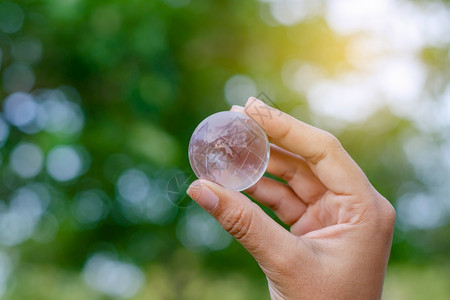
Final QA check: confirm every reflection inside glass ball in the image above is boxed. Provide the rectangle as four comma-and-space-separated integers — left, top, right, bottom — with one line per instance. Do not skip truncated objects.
188, 111, 269, 191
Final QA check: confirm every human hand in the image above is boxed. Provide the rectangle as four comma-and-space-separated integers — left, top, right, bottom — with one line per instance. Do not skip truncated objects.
187, 97, 395, 300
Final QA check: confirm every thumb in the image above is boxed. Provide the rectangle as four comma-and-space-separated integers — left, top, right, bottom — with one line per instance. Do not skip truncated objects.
187, 179, 296, 267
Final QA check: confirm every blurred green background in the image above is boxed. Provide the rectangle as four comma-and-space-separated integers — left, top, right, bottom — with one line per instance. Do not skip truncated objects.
0, 0, 449, 299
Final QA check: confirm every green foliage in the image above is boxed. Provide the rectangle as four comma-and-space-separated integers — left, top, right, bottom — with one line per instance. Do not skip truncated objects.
0, 0, 449, 299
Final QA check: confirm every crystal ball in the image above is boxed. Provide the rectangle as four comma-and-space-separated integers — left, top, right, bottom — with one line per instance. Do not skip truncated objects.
188, 111, 270, 191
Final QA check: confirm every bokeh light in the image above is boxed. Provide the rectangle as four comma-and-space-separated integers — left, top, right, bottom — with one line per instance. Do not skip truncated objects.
265, 0, 321, 26
83, 253, 145, 298
12, 37, 43, 65
117, 169, 150, 204
72, 189, 109, 228
117, 168, 176, 225
0, 185, 47, 246
3, 92, 38, 128
2, 63, 35, 93
0, 1, 24, 34
397, 193, 446, 230
0, 116, 10, 146
177, 206, 232, 252
224, 74, 257, 106
9, 143, 44, 178
46, 146, 84, 182
0, 252, 12, 298
35, 89, 84, 136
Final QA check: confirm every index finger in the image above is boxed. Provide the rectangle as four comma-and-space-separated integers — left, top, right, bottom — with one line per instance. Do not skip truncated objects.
244, 97, 370, 195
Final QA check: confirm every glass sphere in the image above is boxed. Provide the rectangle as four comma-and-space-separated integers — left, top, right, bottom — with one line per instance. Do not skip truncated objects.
188, 111, 269, 191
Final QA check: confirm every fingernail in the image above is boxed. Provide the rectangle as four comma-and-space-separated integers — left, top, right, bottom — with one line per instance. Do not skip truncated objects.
231, 105, 246, 113
187, 180, 219, 212
245, 96, 264, 108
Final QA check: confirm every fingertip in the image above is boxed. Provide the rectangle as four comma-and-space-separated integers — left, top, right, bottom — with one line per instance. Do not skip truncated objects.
230, 105, 244, 111
187, 179, 219, 212
186, 180, 202, 200
245, 96, 260, 108
197, 178, 217, 188
198, 180, 253, 206
198, 179, 234, 195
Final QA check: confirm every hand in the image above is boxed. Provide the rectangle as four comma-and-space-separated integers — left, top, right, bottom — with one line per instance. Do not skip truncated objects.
187, 97, 395, 300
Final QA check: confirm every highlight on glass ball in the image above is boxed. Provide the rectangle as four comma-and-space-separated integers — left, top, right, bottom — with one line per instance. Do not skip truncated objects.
188, 111, 270, 191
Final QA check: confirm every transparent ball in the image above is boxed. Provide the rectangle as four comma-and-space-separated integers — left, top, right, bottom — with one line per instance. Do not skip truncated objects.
189, 111, 270, 191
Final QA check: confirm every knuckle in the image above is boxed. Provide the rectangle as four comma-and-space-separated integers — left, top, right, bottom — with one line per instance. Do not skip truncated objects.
375, 196, 396, 232
323, 132, 342, 149
383, 201, 396, 226
276, 121, 291, 140
220, 207, 253, 241
309, 132, 342, 164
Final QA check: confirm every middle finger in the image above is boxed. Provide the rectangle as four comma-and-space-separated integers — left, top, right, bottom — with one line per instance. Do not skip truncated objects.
267, 144, 327, 203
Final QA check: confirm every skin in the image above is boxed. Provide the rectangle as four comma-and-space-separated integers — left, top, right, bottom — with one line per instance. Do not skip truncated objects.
187, 97, 396, 300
